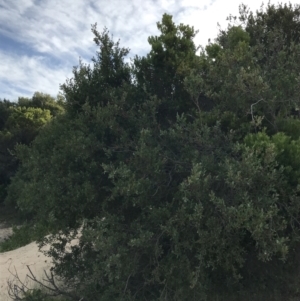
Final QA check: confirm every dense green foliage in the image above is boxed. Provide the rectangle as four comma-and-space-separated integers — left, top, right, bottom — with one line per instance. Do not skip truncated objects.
133, 14, 199, 122
4, 3, 300, 301
0, 93, 64, 203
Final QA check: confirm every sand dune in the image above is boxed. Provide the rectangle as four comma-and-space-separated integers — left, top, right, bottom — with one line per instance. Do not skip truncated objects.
0, 225, 80, 301
0, 239, 52, 301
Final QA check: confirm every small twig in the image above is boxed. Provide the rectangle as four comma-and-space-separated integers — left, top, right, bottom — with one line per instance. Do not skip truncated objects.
6, 265, 82, 301
7, 265, 32, 299
250, 99, 263, 122
123, 273, 132, 295
152, 186, 159, 197
26, 266, 59, 296
167, 172, 173, 187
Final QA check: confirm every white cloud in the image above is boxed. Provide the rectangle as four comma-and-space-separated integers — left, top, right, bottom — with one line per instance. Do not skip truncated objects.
0, 52, 72, 100
0, 0, 299, 101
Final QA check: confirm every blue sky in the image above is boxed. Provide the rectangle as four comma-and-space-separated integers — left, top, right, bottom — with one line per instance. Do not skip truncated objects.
0, 0, 299, 101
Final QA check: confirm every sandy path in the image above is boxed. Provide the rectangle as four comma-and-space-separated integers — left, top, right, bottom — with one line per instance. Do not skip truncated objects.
0, 240, 52, 301
0, 223, 81, 301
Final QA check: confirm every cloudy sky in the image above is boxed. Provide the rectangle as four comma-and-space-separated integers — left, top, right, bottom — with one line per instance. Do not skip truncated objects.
0, 0, 298, 101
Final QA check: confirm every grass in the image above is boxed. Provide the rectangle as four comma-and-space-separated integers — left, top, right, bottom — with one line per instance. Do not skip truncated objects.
0, 223, 38, 252
0, 203, 50, 252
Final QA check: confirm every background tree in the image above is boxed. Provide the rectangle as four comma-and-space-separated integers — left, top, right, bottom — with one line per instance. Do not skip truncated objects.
0, 94, 64, 204
18, 92, 65, 117
0, 99, 15, 202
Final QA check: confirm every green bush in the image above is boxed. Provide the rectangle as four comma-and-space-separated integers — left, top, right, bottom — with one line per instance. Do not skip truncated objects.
6, 4, 300, 301
0, 222, 50, 252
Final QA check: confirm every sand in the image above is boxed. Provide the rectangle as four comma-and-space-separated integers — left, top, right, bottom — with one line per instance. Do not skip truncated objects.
0, 225, 80, 301
0, 224, 52, 301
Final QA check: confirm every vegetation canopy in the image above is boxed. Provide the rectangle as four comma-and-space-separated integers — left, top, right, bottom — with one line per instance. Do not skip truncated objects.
3, 3, 300, 301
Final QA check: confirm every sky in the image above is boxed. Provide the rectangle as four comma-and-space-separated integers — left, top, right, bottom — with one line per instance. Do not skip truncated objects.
0, 0, 299, 102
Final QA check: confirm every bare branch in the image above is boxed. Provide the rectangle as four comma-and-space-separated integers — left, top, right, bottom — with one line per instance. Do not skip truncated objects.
250, 98, 263, 122
6, 265, 83, 301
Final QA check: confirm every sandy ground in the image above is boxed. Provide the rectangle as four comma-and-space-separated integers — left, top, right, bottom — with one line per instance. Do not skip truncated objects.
0, 224, 80, 301
0, 242, 52, 300
0, 224, 53, 301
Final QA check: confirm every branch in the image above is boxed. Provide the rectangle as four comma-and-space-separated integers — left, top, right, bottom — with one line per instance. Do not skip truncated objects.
250, 98, 263, 122
6, 265, 83, 301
